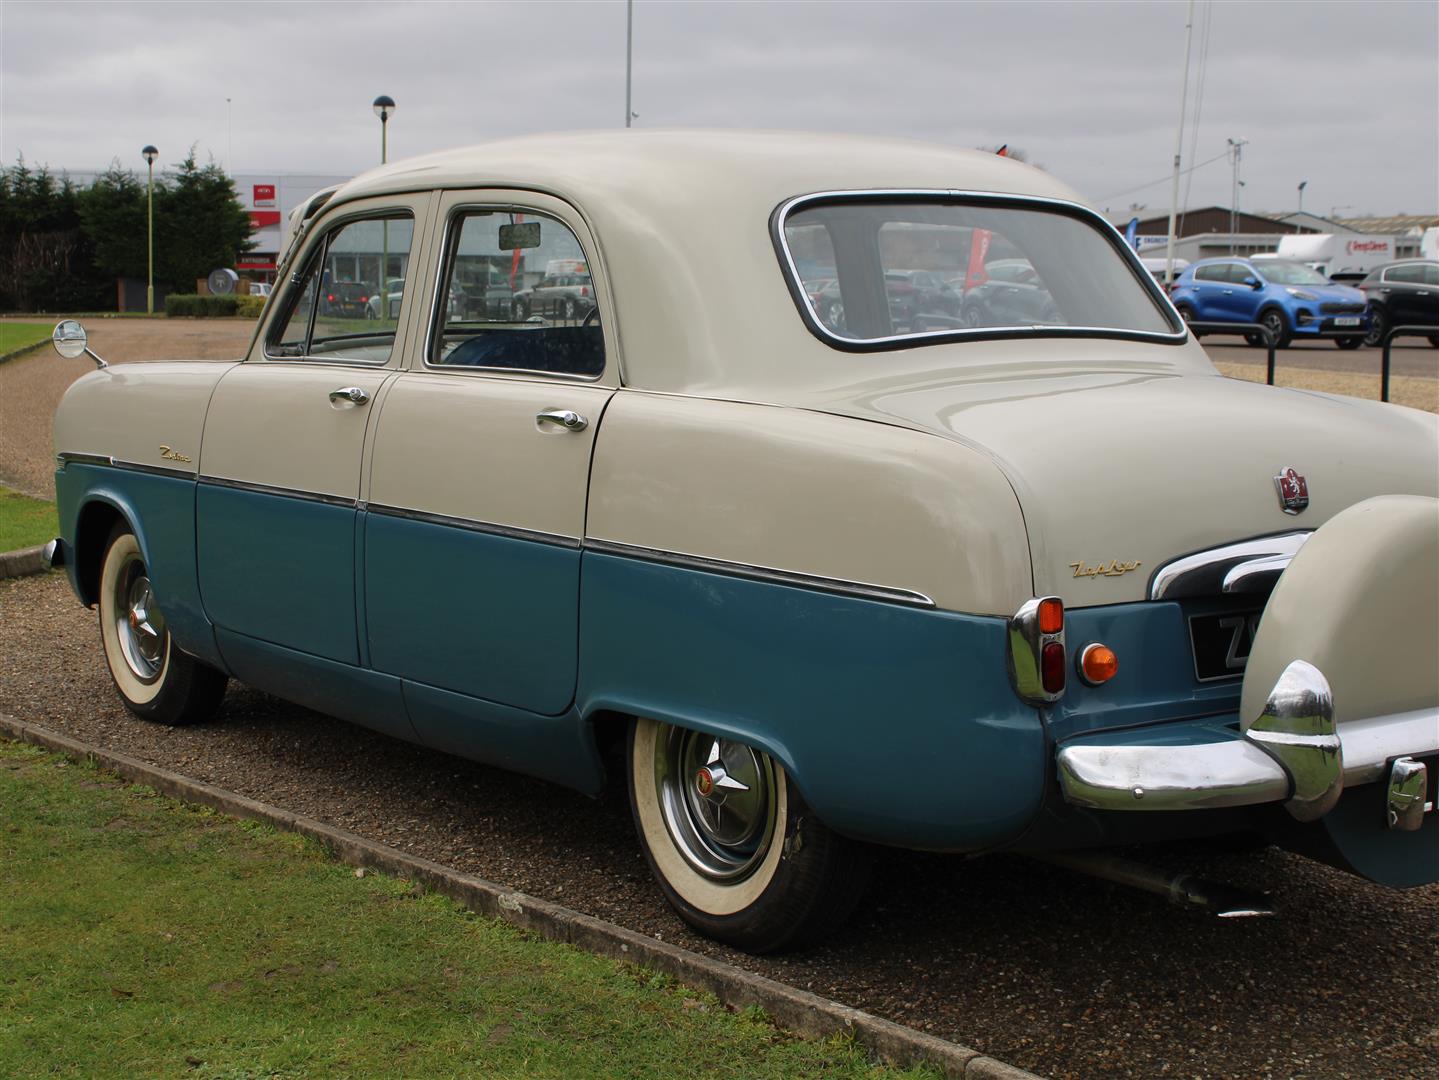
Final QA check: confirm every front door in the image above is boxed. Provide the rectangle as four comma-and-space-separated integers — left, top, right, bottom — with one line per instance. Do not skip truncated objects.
198, 198, 429, 665
363, 194, 616, 717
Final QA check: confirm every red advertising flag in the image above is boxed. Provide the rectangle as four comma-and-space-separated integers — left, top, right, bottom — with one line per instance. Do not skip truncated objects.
509, 213, 524, 287
964, 228, 992, 291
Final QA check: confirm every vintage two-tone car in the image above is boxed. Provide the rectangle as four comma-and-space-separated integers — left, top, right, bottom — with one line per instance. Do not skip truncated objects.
45, 132, 1438, 952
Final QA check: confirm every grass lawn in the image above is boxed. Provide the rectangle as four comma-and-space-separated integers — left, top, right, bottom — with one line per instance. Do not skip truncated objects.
0, 322, 54, 362
0, 487, 58, 552
0, 741, 938, 1080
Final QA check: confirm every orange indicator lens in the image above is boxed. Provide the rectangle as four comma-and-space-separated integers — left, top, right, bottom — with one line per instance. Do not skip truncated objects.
1080, 643, 1119, 686
1037, 598, 1064, 635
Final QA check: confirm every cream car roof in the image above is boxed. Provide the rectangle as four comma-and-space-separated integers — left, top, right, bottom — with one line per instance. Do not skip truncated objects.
328, 130, 1205, 402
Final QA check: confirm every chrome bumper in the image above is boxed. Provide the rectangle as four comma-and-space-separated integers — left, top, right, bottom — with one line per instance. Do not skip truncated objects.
1058, 660, 1438, 827
42, 538, 64, 569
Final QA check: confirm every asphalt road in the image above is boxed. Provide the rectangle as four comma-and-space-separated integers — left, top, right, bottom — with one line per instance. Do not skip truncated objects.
2, 571, 1435, 1080
1202, 337, 1437, 379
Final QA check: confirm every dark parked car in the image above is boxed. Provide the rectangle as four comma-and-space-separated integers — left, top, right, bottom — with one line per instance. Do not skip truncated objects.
953, 258, 1061, 328
1170, 258, 1369, 349
1359, 260, 1439, 347
885, 269, 961, 329
320, 280, 371, 318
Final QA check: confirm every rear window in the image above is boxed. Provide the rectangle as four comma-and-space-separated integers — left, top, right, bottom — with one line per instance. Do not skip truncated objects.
778, 195, 1179, 347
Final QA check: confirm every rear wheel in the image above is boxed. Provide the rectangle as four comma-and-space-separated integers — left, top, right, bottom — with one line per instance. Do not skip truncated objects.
1258, 308, 1292, 349
628, 717, 871, 953
1428, 336, 1439, 349
98, 525, 227, 725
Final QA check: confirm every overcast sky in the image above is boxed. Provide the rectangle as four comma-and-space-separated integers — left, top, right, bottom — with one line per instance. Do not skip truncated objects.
4, 1, 1436, 219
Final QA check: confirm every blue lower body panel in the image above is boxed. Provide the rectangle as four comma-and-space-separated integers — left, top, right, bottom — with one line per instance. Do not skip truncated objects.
364, 513, 579, 716
197, 485, 358, 665
402, 680, 602, 795
214, 628, 415, 744
54, 463, 223, 669
577, 553, 1045, 852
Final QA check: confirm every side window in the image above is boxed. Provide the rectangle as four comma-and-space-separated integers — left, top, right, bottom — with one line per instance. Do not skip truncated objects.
1226, 264, 1255, 283
430, 208, 603, 377
1387, 265, 1423, 284
1194, 265, 1224, 282
1426, 265, 1439, 286
266, 211, 415, 363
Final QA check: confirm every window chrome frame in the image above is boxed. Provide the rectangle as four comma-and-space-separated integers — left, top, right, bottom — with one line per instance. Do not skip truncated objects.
771, 189, 1189, 353
421, 202, 606, 383
262, 205, 418, 368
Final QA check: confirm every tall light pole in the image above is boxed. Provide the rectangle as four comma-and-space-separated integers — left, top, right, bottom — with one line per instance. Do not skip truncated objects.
1226, 137, 1247, 254
1163, 0, 1195, 286
372, 95, 396, 163
142, 145, 158, 315
625, 0, 634, 128
372, 96, 396, 298
1297, 180, 1308, 215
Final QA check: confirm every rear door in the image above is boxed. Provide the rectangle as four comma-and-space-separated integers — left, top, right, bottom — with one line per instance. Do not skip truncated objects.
198, 196, 430, 665
364, 192, 616, 716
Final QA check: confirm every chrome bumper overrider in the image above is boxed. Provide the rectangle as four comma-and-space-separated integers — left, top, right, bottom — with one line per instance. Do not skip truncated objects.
1058, 660, 1438, 828
42, 538, 64, 570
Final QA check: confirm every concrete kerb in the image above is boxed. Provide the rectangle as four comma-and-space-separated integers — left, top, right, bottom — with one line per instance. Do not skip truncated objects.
0, 545, 47, 580
0, 712, 1043, 1080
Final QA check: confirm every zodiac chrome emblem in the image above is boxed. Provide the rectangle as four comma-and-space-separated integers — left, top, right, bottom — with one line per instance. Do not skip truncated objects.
1273, 467, 1308, 515
1070, 559, 1142, 579
158, 445, 192, 463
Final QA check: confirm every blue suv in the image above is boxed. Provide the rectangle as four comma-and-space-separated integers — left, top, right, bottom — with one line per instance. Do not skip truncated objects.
1170, 257, 1370, 349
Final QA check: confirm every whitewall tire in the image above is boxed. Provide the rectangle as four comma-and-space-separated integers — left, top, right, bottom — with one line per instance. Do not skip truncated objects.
97, 525, 227, 725
628, 717, 872, 953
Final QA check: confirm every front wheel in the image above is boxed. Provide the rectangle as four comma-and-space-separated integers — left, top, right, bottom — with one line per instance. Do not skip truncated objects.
98, 526, 227, 725
628, 717, 871, 953
1363, 307, 1387, 348
1259, 308, 1292, 348
1334, 336, 1363, 350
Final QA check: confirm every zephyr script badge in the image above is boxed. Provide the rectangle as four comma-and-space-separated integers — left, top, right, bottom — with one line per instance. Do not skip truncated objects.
1274, 467, 1309, 515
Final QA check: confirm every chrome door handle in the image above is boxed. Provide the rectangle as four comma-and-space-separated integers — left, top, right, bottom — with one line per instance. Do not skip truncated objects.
536, 409, 588, 432
329, 386, 370, 408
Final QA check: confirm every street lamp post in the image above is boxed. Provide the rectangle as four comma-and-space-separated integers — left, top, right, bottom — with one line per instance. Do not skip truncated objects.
372, 97, 396, 299
1297, 180, 1308, 215
1226, 137, 1247, 255
142, 145, 158, 315
372, 95, 396, 164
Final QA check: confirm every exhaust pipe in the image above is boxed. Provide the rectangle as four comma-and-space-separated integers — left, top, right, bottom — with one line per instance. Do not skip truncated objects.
1032, 851, 1275, 918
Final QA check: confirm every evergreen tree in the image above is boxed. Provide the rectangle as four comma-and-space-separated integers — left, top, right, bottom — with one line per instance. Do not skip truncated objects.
154, 149, 255, 291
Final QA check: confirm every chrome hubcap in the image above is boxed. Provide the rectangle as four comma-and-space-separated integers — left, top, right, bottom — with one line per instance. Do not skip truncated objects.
656, 727, 778, 882
114, 554, 165, 682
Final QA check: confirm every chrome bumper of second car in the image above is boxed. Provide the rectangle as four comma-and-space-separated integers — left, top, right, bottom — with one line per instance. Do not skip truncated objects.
1058, 660, 1438, 828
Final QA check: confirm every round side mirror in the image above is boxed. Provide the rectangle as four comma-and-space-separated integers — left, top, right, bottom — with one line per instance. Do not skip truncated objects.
52, 319, 88, 359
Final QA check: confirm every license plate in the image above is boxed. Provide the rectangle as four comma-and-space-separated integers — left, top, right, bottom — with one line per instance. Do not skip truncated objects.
1333, 316, 1361, 327
1189, 611, 1262, 681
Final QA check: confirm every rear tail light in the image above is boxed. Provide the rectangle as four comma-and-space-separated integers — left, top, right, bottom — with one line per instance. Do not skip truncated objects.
326, 294, 336, 302
1042, 641, 1066, 694
580, 285, 590, 297
1007, 596, 1065, 705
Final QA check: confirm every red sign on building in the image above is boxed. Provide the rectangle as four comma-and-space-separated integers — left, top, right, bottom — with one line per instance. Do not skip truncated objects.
253, 183, 276, 207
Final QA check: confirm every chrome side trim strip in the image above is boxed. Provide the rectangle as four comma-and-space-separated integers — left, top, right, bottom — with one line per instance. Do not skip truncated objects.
1149, 531, 1312, 600
584, 538, 936, 608
366, 504, 582, 550
198, 475, 357, 509
57, 453, 195, 482
1336, 708, 1439, 786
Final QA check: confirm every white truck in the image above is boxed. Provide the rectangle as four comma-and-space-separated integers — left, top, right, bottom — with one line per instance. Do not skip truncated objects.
1262, 233, 1396, 281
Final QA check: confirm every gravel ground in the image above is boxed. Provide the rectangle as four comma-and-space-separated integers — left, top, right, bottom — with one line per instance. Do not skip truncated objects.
2, 571, 1436, 1080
